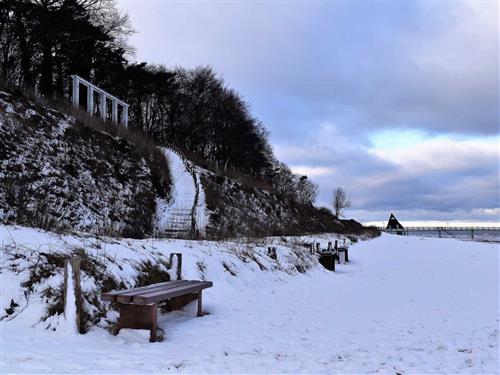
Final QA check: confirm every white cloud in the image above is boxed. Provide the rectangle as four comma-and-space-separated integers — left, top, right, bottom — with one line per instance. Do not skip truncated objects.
290, 166, 335, 177
368, 136, 500, 174
472, 208, 500, 217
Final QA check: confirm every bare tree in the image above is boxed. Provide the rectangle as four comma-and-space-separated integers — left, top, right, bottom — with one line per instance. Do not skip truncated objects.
295, 175, 319, 204
333, 187, 351, 217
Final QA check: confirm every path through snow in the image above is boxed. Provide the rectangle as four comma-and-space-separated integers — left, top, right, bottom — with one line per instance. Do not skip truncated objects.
156, 148, 198, 234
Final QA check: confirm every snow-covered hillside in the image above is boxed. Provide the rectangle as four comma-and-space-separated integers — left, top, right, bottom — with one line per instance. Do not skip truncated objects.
0, 90, 171, 237
1, 226, 498, 373
0, 88, 376, 240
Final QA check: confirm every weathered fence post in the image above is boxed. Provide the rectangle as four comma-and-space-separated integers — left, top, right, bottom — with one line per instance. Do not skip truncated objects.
169, 253, 183, 280
100, 92, 106, 120
72, 75, 79, 107
64, 255, 82, 333
316, 243, 320, 253
63, 258, 68, 313
71, 255, 82, 333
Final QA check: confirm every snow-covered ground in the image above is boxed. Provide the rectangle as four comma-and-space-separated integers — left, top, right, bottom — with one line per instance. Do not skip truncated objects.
1, 227, 498, 374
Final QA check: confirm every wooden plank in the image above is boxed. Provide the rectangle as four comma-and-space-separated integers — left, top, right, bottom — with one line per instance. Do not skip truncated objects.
118, 280, 196, 296
115, 281, 198, 303
133, 281, 212, 302
103, 282, 170, 299
132, 281, 213, 305
102, 280, 187, 301
133, 285, 207, 305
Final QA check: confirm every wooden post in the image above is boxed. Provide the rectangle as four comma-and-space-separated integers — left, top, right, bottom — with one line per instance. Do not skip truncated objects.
176, 253, 182, 280
100, 92, 106, 120
197, 291, 203, 317
169, 253, 182, 280
87, 85, 94, 114
63, 258, 69, 313
123, 105, 128, 127
71, 75, 79, 107
471, 229, 474, 239
310, 243, 314, 254
345, 248, 349, 262
316, 243, 320, 253
150, 303, 158, 342
327, 242, 332, 251
71, 255, 82, 334
112, 100, 118, 123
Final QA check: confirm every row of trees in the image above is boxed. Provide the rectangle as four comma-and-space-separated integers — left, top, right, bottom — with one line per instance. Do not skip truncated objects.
0, 0, 131, 97
115, 64, 276, 179
0, 0, 339, 208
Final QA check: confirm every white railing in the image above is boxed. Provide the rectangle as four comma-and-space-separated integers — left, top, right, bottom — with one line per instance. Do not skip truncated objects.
71, 75, 128, 127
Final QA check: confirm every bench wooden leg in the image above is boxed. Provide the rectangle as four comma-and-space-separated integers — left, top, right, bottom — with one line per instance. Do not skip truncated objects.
150, 302, 158, 342
117, 302, 159, 342
197, 291, 203, 317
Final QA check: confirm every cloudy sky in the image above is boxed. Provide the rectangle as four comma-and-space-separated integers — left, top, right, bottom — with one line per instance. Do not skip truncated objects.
118, 0, 499, 224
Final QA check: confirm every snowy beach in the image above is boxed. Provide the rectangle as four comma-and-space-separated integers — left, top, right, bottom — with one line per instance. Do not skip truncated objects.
1, 227, 498, 374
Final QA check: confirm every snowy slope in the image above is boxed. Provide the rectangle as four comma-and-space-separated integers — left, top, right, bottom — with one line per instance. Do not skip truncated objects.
155, 147, 208, 236
1, 227, 499, 373
0, 90, 170, 237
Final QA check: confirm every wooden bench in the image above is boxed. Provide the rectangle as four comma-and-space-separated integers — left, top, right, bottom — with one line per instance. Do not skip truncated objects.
102, 280, 213, 342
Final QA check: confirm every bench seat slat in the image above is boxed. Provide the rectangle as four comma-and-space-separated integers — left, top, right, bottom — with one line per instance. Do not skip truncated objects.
102, 280, 187, 302
132, 281, 213, 305
111, 280, 185, 296
118, 280, 196, 297
135, 282, 212, 300
116, 281, 199, 303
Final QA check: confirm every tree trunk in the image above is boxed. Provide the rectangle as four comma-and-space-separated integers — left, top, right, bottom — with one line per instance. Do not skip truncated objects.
15, 8, 33, 88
